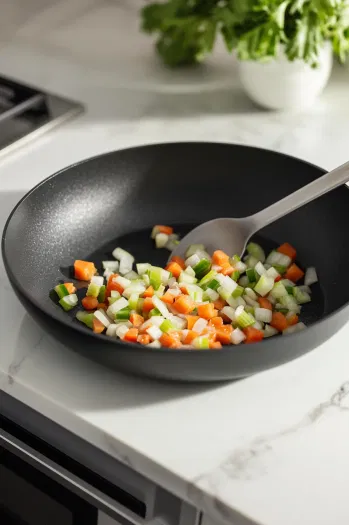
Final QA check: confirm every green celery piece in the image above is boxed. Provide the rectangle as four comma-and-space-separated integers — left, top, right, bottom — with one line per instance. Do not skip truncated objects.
76, 311, 94, 329
232, 270, 240, 282
199, 269, 217, 288
232, 285, 244, 298
98, 285, 106, 303
246, 268, 257, 283
207, 278, 220, 291
54, 284, 69, 300
193, 259, 211, 280
149, 308, 162, 317
273, 264, 287, 275
160, 319, 175, 332
86, 282, 100, 298
116, 307, 131, 320
148, 266, 162, 290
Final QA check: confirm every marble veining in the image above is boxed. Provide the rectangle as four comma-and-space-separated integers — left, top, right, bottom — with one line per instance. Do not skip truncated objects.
0, 3, 349, 525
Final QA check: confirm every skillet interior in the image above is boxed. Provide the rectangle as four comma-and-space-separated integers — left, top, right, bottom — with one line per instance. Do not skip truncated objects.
2, 143, 349, 381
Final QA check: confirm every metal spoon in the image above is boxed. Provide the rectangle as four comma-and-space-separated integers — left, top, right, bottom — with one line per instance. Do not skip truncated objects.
171, 160, 349, 260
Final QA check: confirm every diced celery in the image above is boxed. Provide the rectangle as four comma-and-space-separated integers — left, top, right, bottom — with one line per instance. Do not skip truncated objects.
235, 307, 255, 328
293, 287, 311, 304
246, 268, 257, 282
137, 298, 145, 313
206, 278, 220, 290
178, 272, 197, 284
270, 282, 288, 299
247, 242, 266, 263
54, 284, 69, 300
280, 294, 301, 313
232, 285, 244, 298
193, 259, 211, 280
199, 270, 217, 288
160, 319, 175, 332
231, 270, 240, 282
97, 285, 106, 303
59, 294, 78, 312
149, 266, 163, 290
149, 308, 162, 317
245, 255, 259, 269
254, 275, 274, 297
116, 307, 131, 320
86, 282, 101, 298
76, 310, 94, 328
128, 293, 139, 310
192, 336, 210, 349
273, 264, 287, 275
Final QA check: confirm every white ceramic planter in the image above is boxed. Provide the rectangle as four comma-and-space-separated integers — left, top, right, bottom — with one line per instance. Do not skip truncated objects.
238, 43, 333, 110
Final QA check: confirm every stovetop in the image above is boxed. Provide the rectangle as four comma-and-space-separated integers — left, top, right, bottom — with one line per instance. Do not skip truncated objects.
0, 75, 83, 158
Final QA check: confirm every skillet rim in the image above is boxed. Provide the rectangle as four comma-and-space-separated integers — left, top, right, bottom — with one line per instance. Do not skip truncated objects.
2, 141, 349, 355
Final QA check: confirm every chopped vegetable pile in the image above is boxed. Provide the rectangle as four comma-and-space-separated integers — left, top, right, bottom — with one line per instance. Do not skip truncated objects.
52, 225, 318, 349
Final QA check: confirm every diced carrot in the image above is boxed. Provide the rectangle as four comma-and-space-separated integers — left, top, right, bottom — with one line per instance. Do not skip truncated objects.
93, 318, 105, 334
143, 286, 154, 298
183, 330, 199, 344
130, 313, 144, 327
143, 297, 154, 313
74, 260, 96, 281
165, 261, 182, 279
170, 256, 186, 270
64, 282, 76, 294
179, 285, 189, 295
277, 243, 297, 261
154, 225, 173, 235
243, 326, 264, 343
82, 296, 98, 310
106, 273, 122, 298
161, 291, 174, 305
137, 334, 151, 345
220, 263, 234, 276
97, 303, 107, 310
212, 250, 229, 266
210, 341, 222, 349
270, 312, 288, 332
287, 313, 299, 326
159, 332, 181, 348
208, 316, 223, 328
258, 297, 272, 310
285, 263, 304, 283
216, 324, 233, 345
173, 295, 196, 314
197, 303, 217, 320
213, 298, 226, 310
124, 328, 139, 342
185, 315, 200, 330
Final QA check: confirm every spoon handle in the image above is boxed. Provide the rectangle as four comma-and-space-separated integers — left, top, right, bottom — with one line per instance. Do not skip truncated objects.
249, 160, 349, 233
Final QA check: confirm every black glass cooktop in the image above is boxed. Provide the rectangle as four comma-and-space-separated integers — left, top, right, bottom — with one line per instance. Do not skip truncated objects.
0, 76, 83, 158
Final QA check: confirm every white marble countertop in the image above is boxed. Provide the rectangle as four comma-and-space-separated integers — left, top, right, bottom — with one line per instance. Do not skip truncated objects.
1, 2, 349, 525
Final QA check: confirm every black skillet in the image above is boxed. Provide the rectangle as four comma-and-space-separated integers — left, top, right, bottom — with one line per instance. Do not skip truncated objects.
2, 143, 349, 382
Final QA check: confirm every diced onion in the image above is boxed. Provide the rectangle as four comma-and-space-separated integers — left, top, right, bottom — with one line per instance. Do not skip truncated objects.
304, 267, 318, 287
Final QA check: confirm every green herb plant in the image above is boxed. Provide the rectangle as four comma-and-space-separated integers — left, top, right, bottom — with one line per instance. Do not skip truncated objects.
141, 0, 349, 67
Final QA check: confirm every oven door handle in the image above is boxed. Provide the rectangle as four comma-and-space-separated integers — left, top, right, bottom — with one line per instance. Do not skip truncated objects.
0, 429, 168, 525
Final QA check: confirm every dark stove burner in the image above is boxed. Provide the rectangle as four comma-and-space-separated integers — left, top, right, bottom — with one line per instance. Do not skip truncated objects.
0, 76, 83, 158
